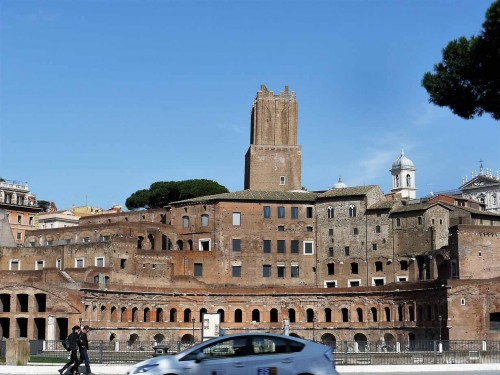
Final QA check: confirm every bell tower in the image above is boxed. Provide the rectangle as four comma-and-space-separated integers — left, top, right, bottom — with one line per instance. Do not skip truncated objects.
390, 149, 416, 199
244, 85, 302, 191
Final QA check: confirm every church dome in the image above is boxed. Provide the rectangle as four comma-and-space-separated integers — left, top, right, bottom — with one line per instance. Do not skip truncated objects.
391, 149, 415, 170
332, 177, 347, 189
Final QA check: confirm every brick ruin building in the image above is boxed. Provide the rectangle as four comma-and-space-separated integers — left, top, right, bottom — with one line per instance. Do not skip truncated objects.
0, 85, 499, 348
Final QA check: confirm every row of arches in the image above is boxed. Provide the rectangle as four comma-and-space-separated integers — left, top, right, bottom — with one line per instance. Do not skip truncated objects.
85, 303, 446, 324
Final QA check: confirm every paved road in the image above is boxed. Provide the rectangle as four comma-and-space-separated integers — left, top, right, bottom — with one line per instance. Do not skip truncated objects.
0, 364, 499, 374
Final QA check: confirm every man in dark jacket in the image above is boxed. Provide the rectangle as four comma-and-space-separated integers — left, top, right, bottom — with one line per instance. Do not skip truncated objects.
59, 325, 81, 375
73, 325, 94, 375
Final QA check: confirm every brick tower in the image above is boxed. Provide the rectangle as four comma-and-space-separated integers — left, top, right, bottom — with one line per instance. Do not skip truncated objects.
244, 84, 302, 191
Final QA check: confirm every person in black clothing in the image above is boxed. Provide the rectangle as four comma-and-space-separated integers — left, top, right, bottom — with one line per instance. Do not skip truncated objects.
72, 325, 94, 375
59, 325, 81, 375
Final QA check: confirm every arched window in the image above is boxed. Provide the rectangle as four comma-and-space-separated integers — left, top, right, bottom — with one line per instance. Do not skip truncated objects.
349, 205, 357, 217
132, 307, 138, 322
398, 304, 403, 321
217, 309, 225, 323
111, 306, 118, 322
341, 308, 349, 322
200, 308, 207, 321
306, 308, 315, 323
252, 309, 260, 322
327, 206, 334, 219
384, 307, 391, 322
184, 309, 192, 323
176, 240, 184, 251
324, 308, 332, 323
395, 174, 400, 187
234, 309, 243, 323
156, 308, 163, 322
270, 308, 278, 323
120, 307, 127, 322
144, 308, 150, 322
100, 305, 106, 321
371, 307, 378, 322
188, 240, 193, 250
406, 174, 411, 187
170, 308, 177, 323
288, 308, 296, 323
137, 236, 144, 249
148, 234, 155, 250
357, 308, 363, 322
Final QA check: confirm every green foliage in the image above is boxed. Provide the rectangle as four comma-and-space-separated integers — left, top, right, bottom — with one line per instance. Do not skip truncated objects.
422, 0, 500, 120
125, 179, 229, 210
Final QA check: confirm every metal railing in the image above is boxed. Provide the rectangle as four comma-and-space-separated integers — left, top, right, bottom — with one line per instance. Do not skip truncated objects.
328, 340, 500, 365
21, 339, 500, 365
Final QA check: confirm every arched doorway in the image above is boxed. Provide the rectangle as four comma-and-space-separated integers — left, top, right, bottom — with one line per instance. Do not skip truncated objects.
321, 333, 336, 348
354, 333, 368, 352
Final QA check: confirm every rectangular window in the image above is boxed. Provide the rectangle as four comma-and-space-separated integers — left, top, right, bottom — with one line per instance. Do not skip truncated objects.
10, 260, 20, 271
199, 239, 211, 251
232, 239, 241, 252
95, 257, 105, 267
291, 265, 299, 278
262, 265, 272, 278
328, 247, 334, 257
291, 207, 298, 219
29, 216, 34, 226
232, 265, 241, 277
232, 212, 241, 226
83, 237, 90, 243
353, 228, 358, 235
306, 226, 313, 232
263, 240, 271, 253
304, 241, 314, 255
120, 259, 126, 269
56, 259, 62, 270
372, 243, 378, 251
17, 215, 22, 224
327, 263, 335, 275
349, 280, 360, 287
263, 206, 271, 218
328, 229, 334, 236
194, 263, 203, 277
418, 216, 423, 225
182, 216, 189, 228
277, 225, 285, 232
397, 276, 407, 282
279, 176, 286, 185
277, 265, 285, 278
373, 278, 385, 286
277, 206, 285, 219
306, 207, 313, 218
375, 225, 381, 233
76, 258, 84, 268
290, 240, 299, 254
35, 260, 44, 270
16, 232, 22, 240
201, 215, 209, 226
277, 240, 286, 254
344, 246, 350, 256
325, 281, 337, 288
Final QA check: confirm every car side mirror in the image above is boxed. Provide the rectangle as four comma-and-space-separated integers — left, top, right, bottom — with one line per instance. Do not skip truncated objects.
195, 352, 207, 363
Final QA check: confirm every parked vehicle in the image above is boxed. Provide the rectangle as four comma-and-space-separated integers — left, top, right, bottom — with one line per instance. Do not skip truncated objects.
127, 332, 338, 375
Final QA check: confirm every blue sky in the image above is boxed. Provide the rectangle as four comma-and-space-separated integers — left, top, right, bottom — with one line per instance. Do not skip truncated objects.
1, 0, 499, 210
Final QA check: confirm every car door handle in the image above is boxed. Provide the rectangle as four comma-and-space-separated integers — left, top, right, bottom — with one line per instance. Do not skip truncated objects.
233, 361, 245, 368
281, 357, 294, 363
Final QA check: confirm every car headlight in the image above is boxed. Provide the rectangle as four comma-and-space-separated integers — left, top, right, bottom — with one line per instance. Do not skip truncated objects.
131, 363, 159, 373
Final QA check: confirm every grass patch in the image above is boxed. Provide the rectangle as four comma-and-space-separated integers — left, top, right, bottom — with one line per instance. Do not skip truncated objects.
29, 356, 67, 363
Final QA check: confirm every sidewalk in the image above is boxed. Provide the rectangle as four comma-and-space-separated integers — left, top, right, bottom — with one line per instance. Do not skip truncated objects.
0, 363, 499, 374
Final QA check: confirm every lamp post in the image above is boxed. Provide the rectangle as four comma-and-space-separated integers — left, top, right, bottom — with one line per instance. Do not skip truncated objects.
192, 318, 196, 343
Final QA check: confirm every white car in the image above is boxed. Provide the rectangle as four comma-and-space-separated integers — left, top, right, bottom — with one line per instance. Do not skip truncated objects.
127, 332, 338, 375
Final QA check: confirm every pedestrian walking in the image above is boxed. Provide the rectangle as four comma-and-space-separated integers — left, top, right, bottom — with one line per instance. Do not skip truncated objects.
73, 325, 94, 375
59, 325, 81, 375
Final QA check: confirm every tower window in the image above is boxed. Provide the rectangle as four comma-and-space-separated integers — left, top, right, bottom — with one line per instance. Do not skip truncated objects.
327, 206, 334, 219
349, 205, 356, 217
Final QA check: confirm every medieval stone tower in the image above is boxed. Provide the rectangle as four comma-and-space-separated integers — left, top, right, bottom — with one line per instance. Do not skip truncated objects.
244, 84, 302, 191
